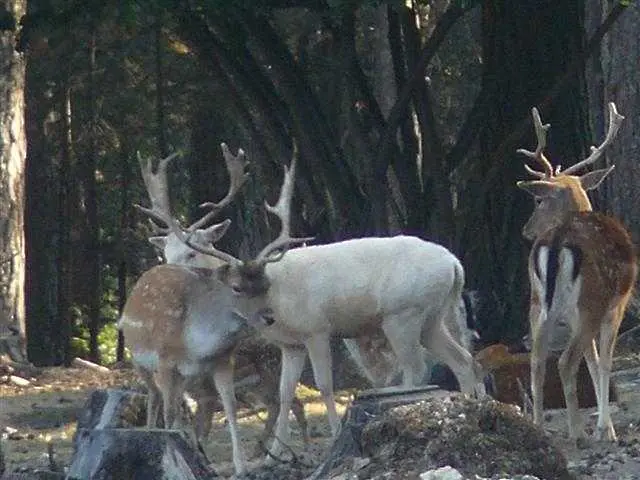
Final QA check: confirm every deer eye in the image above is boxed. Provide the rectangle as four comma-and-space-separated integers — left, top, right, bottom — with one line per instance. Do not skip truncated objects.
230, 283, 244, 296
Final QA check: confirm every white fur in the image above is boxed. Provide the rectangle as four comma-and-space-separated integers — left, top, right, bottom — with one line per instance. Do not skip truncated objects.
259, 235, 482, 459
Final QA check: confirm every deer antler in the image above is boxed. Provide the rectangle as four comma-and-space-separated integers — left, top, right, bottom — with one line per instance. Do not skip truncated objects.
135, 145, 246, 265
516, 107, 554, 178
135, 150, 181, 232
188, 143, 250, 230
255, 143, 314, 265
562, 102, 624, 175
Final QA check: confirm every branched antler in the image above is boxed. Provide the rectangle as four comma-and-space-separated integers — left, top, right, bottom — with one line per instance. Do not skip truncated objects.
563, 102, 624, 175
516, 107, 553, 178
255, 142, 314, 265
517, 102, 624, 179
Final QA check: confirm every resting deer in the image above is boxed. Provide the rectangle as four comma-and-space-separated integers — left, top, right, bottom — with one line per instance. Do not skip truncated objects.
119, 145, 308, 474
517, 102, 637, 442
140, 145, 309, 452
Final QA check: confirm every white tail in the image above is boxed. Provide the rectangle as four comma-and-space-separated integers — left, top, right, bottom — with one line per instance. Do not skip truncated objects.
517, 102, 637, 441
120, 144, 303, 474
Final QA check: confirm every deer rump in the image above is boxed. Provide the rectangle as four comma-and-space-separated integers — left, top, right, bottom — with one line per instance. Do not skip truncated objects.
531, 211, 637, 340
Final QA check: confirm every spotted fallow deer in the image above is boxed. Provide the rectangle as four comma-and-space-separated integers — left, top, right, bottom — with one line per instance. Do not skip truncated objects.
138, 144, 309, 452
517, 102, 637, 442
119, 146, 308, 475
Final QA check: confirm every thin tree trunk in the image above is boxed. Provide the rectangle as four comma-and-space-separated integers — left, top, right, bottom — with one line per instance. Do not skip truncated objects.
58, 85, 73, 365
85, 28, 101, 363
116, 143, 131, 363
0, 0, 27, 359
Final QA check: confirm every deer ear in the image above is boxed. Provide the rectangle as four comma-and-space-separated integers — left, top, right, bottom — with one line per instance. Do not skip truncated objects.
516, 180, 559, 198
200, 220, 231, 244
148, 236, 167, 249
579, 165, 614, 191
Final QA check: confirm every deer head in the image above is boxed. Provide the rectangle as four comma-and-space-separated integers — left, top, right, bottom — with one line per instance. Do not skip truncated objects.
516, 102, 624, 240
136, 143, 248, 268
136, 142, 312, 296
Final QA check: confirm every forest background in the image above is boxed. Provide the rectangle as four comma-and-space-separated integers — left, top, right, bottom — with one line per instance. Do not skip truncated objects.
0, 0, 638, 367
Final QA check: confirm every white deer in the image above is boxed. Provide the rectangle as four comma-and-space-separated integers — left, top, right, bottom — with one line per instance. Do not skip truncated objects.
139, 145, 309, 452
119, 146, 308, 474
517, 102, 637, 442
176, 205, 484, 461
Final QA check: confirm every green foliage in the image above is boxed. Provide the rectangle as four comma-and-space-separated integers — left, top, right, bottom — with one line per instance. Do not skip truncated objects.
70, 336, 90, 359
98, 322, 126, 366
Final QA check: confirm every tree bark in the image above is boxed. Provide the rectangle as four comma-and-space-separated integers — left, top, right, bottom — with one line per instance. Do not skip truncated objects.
463, 0, 589, 343
588, 1, 640, 245
0, 0, 27, 360
84, 27, 101, 363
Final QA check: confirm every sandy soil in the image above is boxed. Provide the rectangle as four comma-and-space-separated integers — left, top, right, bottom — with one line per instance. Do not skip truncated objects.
2, 353, 640, 479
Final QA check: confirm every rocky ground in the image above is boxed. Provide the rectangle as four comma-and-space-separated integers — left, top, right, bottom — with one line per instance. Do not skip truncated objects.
2, 350, 640, 479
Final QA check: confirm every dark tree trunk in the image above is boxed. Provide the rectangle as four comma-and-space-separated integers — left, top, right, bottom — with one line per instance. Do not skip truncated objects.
0, 0, 27, 360
84, 28, 102, 363
462, 0, 588, 344
116, 143, 132, 363
25, 25, 60, 366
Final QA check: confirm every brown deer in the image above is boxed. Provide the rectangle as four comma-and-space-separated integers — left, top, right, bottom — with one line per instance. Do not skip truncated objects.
119, 145, 308, 474
138, 144, 309, 453
517, 102, 637, 442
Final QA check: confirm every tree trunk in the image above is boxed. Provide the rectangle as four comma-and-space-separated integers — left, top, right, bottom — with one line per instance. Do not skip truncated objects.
0, 0, 27, 360
463, 0, 588, 344
84, 28, 102, 363
587, 1, 640, 246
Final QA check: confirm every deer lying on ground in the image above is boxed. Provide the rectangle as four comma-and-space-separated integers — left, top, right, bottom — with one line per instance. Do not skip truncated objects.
119, 145, 308, 474
517, 102, 637, 442
140, 145, 309, 451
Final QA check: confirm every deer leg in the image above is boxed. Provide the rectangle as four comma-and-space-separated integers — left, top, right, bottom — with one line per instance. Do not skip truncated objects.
211, 356, 247, 475
583, 339, 601, 407
421, 319, 476, 395
558, 334, 590, 440
306, 334, 340, 436
595, 306, 624, 441
291, 396, 309, 444
193, 375, 217, 441
155, 365, 184, 431
135, 365, 162, 428
383, 310, 427, 387
530, 304, 552, 427
268, 344, 307, 463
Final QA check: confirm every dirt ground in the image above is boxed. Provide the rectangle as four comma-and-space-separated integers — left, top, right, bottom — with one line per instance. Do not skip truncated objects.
2, 351, 640, 479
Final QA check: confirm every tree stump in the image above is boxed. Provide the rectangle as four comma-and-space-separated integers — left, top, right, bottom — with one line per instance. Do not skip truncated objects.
73, 389, 147, 441
66, 429, 216, 480
308, 385, 448, 480
67, 389, 215, 479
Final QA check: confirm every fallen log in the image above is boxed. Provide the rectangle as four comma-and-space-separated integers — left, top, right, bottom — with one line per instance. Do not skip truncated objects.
71, 358, 111, 374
